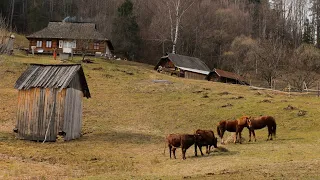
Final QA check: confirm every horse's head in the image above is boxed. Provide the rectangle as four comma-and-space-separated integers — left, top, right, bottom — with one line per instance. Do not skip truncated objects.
238, 116, 250, 126
246, 117, 253, 128
213, 136, 218, 148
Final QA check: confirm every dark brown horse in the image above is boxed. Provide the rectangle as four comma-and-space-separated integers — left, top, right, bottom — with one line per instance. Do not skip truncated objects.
247, 116, 277, 141
217, 116, 250, 144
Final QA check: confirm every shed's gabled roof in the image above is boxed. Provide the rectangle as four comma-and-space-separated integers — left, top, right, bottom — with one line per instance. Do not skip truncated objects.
15, 64, 91, 98
209, 68, 249, 85
157, 53, 210, 75
214, 68, 246, 82
26, 22, 107, 41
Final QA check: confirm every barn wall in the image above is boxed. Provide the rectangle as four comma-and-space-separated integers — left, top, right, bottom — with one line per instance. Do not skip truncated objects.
63, 73, 84, 141
16, 88, 66, 141
184, 71, 207, 80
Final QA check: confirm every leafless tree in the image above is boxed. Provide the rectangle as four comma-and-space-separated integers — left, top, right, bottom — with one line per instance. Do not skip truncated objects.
286, 44, 320, 91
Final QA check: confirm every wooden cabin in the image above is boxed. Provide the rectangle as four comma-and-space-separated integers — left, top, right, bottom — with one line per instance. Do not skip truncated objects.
14, 64, 91, 142
206, 68, 249, 85
154, 53, 210, 80
26, 22, 114, 57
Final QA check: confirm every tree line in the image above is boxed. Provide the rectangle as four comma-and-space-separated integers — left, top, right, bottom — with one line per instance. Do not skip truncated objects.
1, 0, 320, 90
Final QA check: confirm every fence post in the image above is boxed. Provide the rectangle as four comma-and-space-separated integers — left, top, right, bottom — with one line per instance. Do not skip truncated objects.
288, 84, 291, 97
317, 82, 320, 97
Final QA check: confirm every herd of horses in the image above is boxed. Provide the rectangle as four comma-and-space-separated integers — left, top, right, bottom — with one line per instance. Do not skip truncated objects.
165, 115, 277, 159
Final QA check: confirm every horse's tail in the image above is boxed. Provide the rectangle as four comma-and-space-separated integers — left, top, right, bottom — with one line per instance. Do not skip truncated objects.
273, 122, 277, 138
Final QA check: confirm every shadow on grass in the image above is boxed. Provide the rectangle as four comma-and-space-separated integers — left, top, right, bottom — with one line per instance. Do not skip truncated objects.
189, 146, 239, 159
81, 131, 165, 144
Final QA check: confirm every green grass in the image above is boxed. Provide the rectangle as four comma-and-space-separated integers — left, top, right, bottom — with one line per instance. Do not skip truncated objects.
1, 53, 320, 179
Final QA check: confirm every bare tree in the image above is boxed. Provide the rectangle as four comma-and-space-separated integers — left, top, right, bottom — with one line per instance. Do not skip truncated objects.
286, 44, 320, 91
163, 0, 195, 54
253, 39, 287, 87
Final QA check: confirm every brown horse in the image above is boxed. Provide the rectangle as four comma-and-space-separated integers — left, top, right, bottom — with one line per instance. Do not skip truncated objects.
235, 116, 251, 144
247, 116, 277, 141
217, 120, 237, 144
217, 116, 250, 144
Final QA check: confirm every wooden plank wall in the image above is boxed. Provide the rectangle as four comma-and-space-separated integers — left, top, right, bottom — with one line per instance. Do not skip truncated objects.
184, 71, 207, 80
63, 73, 83, 141
16, 88, 66, 141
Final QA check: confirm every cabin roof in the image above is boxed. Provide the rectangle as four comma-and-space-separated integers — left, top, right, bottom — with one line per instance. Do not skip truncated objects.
14, 63, 90, 98
156, 53, 210, 75
26, 22, 107, 41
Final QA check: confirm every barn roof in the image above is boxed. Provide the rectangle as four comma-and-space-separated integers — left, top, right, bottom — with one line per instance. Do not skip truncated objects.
14, 64, 91, 98
26, 22, 107, 41
208, 68, 249, 85
155, 53, 210, 75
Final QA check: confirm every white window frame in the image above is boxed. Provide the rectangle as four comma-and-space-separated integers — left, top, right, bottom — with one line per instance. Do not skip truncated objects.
46, 41, 52, 48
36, 41, 42, 47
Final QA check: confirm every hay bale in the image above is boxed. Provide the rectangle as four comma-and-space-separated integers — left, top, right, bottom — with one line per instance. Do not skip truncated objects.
223, 133, 246, 144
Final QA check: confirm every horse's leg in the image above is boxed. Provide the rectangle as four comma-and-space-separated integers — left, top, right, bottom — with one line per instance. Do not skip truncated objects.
173, 148, 177, 159
252, 130, 256, 142
267, 126, 272, 140
221, 130, 225, 144
182, 148, 186, 160
236, 126, 244, 144
248, 129, 252, 142
199, 145, 204, 156
169, 145, 172, 158
194, 144, 198, 157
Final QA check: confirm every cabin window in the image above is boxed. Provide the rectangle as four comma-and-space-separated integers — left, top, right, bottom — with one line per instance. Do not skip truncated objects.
94, 42, 99, 50
46, 41, 52, 48
59, 40, 63, 48
36, 41, 42, 47
72, 40, 76, 48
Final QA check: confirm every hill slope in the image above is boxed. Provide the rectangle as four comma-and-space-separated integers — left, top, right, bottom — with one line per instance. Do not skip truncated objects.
0, 54, 320, 179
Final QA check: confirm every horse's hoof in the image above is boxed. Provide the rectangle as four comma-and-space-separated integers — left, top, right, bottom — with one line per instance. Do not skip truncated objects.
248, 140, 251, 142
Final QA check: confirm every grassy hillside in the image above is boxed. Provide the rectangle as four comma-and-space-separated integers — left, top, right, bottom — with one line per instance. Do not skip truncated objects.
0, 54, 320, 179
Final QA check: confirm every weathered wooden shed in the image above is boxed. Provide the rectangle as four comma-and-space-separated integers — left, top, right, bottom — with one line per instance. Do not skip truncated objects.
206, 68, 249, 85
14, 64, 90, 142
154, 53, 210, 80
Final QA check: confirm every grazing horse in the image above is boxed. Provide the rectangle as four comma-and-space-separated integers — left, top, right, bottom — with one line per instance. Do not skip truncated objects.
247, 116, 277, 141
217, 120, 238, 144
165, 133, 202, 160
195, 129, 218, 156
235, 116, 251, 144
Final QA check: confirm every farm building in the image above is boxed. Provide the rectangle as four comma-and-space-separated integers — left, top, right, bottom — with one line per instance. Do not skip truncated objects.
26, 21, 114, 57
14, 64, 90, 142
206, 68, 249, 85
154, 53, 210, 80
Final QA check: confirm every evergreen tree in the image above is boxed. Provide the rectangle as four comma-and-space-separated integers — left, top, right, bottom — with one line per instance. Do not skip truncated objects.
302, 18, 314, 44
111, 0, 140, 60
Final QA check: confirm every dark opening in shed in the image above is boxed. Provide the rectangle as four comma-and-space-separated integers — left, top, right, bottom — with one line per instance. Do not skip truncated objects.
14, 64, 90, 142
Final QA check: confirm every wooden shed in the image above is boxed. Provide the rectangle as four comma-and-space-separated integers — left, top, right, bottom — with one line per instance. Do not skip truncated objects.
14, 64, 90, 142
154, 53, 210, 80
206, 68, 249, 85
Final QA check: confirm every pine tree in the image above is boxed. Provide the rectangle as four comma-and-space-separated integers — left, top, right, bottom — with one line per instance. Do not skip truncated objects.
302, 18, 314, 44
111, 0, 140, 60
